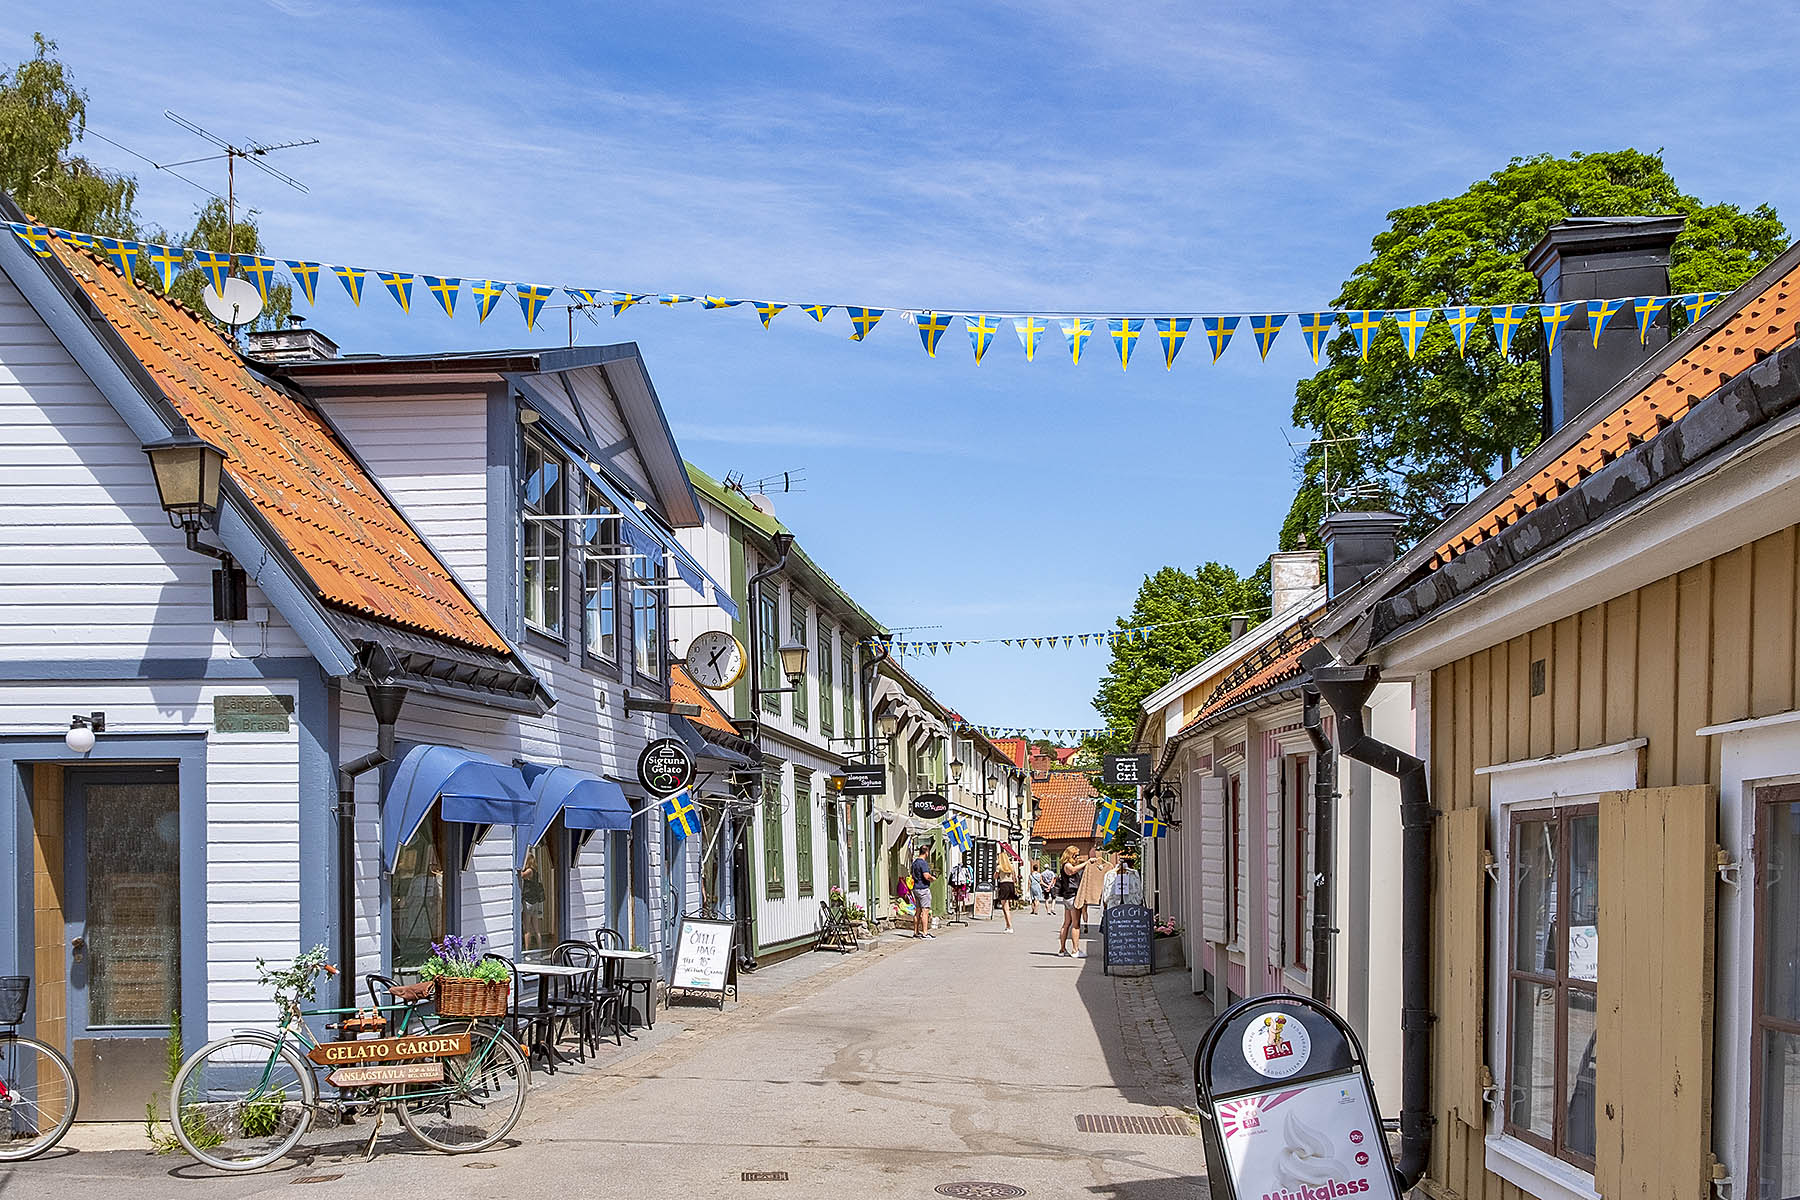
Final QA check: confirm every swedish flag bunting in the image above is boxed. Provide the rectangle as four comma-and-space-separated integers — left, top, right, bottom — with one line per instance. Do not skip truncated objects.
377, 272, 414, 313
52, 227, 94, 250
1345, 310, 1386, 359
237, 255, 283, 301
1394, 308, 1433, 358
662, 788, 701, 840
1109, 318, 1144, 371
1061, 317, 1095, 365
285, 260, 320, 305
332, 265, 368, 306
1201, 315, 1238, 363
846, 306, 884, 341
136, 243, 184, 291
471, 280, 508, 322
966, 313, 1003, 363
565, 288, 598, 307
1683, 291, 1723, 322
608, 291, 646, 315
1443, 306, 1483, 354
753, 301, 786, 328
1631, 296, 1669, 343
1156, 317, 1191, 368
1013, 315, 1047, 361
913, 311, 952, 357
191, 250, 232, 295
659, 293, 694, 306
1297, 312, 1338, 363
8, 223, 54, 257
95, 237, 142, 279
1588, 297, 1628, 348
420, 276, 459, 317
1538, 301, 1581, 354
801, 304, 833, 322
1489, 304, 1530, 357
516, 283, 554, 329
1248, 313, 1287, 360
702, 296, 741, 309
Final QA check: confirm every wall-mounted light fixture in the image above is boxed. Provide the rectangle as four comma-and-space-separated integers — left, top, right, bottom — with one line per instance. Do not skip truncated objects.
66, 712, 105, 754
143, 433, 246, 622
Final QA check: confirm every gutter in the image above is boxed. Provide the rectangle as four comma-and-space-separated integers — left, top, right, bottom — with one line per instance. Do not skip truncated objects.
333, 676, 406, 1012
1301, 688, 1336, 1004
1304, 653, 1432, 1191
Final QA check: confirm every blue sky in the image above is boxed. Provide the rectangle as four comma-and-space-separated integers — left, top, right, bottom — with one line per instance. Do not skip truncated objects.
9, 2, 1796, 733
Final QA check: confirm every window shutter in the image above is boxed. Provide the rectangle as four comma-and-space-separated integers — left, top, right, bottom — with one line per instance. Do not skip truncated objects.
1594, 785, 1716, 1200
1442, 805, 1488, 1130
1200, 776, 1228, 944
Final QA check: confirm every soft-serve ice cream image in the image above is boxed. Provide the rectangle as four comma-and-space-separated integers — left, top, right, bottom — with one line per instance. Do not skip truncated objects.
1275, 1110, 1347, 1187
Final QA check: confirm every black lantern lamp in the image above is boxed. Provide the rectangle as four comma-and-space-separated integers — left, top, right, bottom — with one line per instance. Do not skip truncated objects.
143, 433, 246, 621
777, 637, 808, 682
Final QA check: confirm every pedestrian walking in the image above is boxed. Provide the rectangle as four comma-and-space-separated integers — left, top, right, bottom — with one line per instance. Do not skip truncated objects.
1027, 858, 1046, 914
1056, 846, 1086, 956
1073, 848, 1110, 956
911, 843, 936, 939
995, 854, 1018, 932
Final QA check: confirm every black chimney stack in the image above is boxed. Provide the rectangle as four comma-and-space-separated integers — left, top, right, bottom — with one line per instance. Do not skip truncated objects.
1318, 510, 1405, 599
1525, 215, 1684, 436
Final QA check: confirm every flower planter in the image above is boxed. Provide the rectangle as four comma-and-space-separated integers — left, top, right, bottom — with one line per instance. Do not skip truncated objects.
435, 977, 509, 1018
1152, 936, 1184, 971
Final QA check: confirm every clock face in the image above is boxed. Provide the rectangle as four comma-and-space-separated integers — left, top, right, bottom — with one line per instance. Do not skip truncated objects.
686, 630, 746, 690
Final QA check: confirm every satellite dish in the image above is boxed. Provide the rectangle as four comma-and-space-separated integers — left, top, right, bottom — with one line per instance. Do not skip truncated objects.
203, 276, 264, 327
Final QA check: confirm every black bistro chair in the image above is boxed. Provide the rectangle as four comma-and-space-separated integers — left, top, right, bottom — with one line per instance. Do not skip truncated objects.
545, 941, 608, 1061
482, 952, 558, 1074
594, 927, 647, 1038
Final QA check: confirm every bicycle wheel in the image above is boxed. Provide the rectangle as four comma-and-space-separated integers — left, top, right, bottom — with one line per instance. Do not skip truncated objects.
0, 1034, 78, 1161
395, 1022, 528, 1153
170, 1034, 315, 1171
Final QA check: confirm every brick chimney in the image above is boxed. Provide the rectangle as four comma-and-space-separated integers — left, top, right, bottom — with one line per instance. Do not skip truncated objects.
1525, 215, 1683, 435
1318, 510, 1404, 599
245, 314, 338, 362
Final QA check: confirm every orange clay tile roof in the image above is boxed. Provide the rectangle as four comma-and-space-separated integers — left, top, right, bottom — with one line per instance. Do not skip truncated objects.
670, 665, 741, 736
990, 738, 1028, 769
1032, 770, 1099, 840
54, 243, 510, 655
1182, 635, 1317, 732
1432, 261, 1800, 568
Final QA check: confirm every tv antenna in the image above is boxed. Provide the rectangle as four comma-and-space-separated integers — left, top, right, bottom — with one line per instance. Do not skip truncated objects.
723, 469, 807, 496
1289, 433, 1381, 513
162, 111, 317, 259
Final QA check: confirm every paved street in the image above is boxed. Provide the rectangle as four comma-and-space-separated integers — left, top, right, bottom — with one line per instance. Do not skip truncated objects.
2, 914, 1209, 1200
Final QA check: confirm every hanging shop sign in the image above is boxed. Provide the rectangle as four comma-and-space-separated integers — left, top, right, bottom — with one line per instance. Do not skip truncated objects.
1194, 995, 1401, 1200
909, 793, 949, 820
306, 1032, 470, 1066
833, 764, 886, 795
1103, 753, 1152, 788
638, 737, 695, 797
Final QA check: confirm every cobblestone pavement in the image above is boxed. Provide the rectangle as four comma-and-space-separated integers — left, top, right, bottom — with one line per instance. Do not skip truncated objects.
1, 910, 1210, 1200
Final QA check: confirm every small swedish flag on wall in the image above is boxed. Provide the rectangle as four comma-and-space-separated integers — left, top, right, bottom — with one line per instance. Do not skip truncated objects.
663, 788, 701, 840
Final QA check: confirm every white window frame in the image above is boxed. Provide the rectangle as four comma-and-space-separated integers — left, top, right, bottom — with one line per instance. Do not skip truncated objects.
1475, 738, 1643, 1200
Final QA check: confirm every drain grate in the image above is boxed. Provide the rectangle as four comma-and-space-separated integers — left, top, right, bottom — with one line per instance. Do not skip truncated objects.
742, 1171, 789, 1182
292, 1174, 344, 1185
1075, 1113, 1192, 1135
935, 1186, 1026, 1199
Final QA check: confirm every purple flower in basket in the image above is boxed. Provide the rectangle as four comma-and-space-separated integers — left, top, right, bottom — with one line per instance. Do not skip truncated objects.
430, 933, 489, 975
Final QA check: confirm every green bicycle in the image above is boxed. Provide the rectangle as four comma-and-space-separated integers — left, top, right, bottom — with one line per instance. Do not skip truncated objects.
169, 961, 527, 1172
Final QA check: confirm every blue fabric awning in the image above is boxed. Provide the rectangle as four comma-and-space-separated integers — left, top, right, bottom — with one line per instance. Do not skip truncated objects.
515, 761, 634, 866
570, 456, 739, 621
382, 744, 534, 871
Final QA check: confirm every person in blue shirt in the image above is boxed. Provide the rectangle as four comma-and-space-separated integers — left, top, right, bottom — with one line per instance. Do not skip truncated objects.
910, 844, 936, 939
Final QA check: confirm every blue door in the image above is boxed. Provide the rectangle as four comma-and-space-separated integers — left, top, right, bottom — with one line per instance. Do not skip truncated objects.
65, 767, 182, 1120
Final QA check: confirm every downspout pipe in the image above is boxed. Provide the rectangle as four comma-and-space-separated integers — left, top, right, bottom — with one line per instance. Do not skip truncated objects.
1300, 687, 1336, 1005
1307, 657, 1433, 1191
737, 533, 792, 970
335, 682, 407, 1012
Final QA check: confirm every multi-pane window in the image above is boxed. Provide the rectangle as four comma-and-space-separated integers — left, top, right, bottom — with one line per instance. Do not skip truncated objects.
825, 799, 842, 891
758, 587, 780, 716
793, 767, 814, 895
521, 437, 565, 636
580, 486, 617, 662
1288, 754, 1312, 968
520, 834, 560, 953
1506, 806, 1599, 1170
818, 626, 835, 739
632, 547, 662, 680
841, 642, 855, 737
1228, 774, 1243, 945
1754, 783, 1800, 1200
762, 767, 784, 898
391, 813, 448, 971
791, 600, 810, 728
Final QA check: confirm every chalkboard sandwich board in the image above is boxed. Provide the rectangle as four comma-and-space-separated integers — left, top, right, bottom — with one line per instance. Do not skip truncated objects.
669, 916, 737, 1009
1102, 902, 1154, 975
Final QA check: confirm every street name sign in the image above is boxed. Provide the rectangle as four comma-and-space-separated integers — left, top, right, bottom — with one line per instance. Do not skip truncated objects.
306, 1032, 470, 1066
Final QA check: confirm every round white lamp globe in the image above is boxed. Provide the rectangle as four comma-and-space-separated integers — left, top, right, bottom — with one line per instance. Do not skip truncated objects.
65, 721, 95, 754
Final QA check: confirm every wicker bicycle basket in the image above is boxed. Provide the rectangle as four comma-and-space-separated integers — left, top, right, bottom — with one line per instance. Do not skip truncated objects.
0, 976, 29, 1026
434, 977, 508, 1018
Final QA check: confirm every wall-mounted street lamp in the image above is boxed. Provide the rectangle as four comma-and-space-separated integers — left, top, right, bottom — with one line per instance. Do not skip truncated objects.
949, 758, 964, 785
777, 637, 808, 683
66, 712, 105, 754
877, 712, 900, 739
143, 433, 245, 621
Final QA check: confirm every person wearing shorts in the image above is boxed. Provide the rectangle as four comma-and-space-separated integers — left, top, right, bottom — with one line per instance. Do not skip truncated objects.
995, 854, 1018, 932
910, 845, 936, 939
1028, 862, 1046, 913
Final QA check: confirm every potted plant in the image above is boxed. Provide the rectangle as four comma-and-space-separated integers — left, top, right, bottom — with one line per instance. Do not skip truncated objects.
1151, 916, 1184, 970
416, 934, 510, 1017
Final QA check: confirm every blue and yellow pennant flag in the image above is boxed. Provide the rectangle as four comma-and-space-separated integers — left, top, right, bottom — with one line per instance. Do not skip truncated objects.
966, 313, 1003, 363
190, 250, 232, 295
1014, 315, 1047, 361
662, 788, 701, 841
753, 301, 786, 328
142, 243, 185, 291
1443, 306, 1483, 354
1109, 318, 1144, 371
1394, 308, 1433, 358
377, 272, 414, 313
1142, 816, 1169, 839
1489, 304, 1530, 357
333, 265, 368, 306
565, 288, 598, 307
1156, 317, 1190, 368
913, 311, 952, 357
471, 280, 508, 322
95, 236, 141, 279
801, 304, 832, 322
1248, 313, 1286, 360
238, 255, 282, 302
1631, 296, 1669, 343
608, 291, 646, 315
659, 293, 694, 306
8, 223, 55, 257
52, 227, 95, 250
517, 283, 555, 329
1538, 301, 1581, 354
424, 276, 460, 317
1682, 291, 1723, 323
1061, 317, 1095, 365
1201, 315, 1238, 363
1297, 312, 1338, 363
285, 260, 320, 305
846, 306, 884, 341
702, 296, 741, 309
1588, 297, 1628, 348
1345, 310, 1386, 359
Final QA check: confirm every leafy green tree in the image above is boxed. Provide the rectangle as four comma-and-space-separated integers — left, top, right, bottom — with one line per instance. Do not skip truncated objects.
0, 34, 138, 234
1283, 150, 1787, 548
1090, 562, 1268, 756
